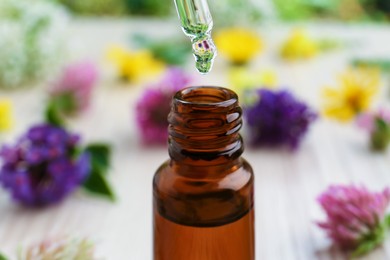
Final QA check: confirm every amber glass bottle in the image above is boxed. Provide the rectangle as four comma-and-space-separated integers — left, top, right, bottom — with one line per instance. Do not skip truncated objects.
153, 86, 255, 260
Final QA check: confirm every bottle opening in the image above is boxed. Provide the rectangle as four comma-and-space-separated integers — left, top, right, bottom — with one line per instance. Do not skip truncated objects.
174, 86, 237, 107
169, 86, 243, 164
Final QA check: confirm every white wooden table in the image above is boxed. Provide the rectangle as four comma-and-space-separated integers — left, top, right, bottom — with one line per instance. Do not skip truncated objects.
1, 19, 390, 259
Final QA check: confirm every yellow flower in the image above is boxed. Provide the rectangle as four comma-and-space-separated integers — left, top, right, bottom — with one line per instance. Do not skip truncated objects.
215, 28, 263, 65
322, 68, 380, 122
229, 67, 277, 93
281, 29, 318, 60
0, 99, 13, 132
107, 45, 165, 83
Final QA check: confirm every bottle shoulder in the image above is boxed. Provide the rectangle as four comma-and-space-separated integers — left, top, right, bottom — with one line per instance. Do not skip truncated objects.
153, 158, 253, 195
153, 157, 254, 227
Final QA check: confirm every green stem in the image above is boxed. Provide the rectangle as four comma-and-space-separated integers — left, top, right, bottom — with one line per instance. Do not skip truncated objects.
0, 252, 8, 260
45, 99, 65, 128
386, 214, 390, 227
352, 223, 386, 257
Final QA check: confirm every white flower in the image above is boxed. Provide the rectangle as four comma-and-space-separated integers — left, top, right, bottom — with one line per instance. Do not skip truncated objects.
19, 237, 97, 260
0, 0, 68, 88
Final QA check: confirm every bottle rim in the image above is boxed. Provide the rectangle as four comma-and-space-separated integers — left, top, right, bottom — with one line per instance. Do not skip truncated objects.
173, 86, 238, 108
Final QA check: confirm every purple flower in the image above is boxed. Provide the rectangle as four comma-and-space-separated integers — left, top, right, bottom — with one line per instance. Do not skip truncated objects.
51, 61, 99, 114
318, 185, 390, 255
0, 124, 90, 207
135, 68, 192, 145
244, 89, 316, 149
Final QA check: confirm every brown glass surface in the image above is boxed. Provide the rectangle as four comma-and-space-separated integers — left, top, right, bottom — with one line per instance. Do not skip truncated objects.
154, 209, 254, 260
153, 86, 255, 260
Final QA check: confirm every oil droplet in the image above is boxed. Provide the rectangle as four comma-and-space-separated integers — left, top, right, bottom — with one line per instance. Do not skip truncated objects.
192, 34, 217, 74
174, 0, 217, 74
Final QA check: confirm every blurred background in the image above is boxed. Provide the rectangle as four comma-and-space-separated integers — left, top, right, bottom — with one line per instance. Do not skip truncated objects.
58, 0, 390, 21
1, 0, 390, 259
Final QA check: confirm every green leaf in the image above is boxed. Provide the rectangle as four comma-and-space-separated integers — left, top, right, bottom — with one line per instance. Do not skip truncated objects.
386, 214, 390, 226
0, 252, 8, 260
371, 118, 390, 151
132, 34, 152, 48
352, 59, 390, 72
352, 240, 378, 257
83, 166, 115, 201
45, 94, 79, 127
45, 99, 66, 128
53, 93, 77, 115
82, 143, 115, 201
152, 44, 190, 65
85, 143, 111, 173
352, 224, 386, 257
132, 34, 191, 65
317, 39, 342, 52
125, 0, 170, 16
375, 118, 389, 130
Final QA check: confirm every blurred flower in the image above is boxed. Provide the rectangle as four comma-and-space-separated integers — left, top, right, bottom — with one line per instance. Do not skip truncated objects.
357, 108, 390, 151
215, 28, 263, 65
357, 108, 390, 132
107, 45, 165, 83
132, 34, 191, 66
0, 124, 90, 207
21, 237, 96, 260
50, 61, 99, 115
317, 185, 390, 256
280, 29, 318, 60
135, 68, 192, 145
338, 0, 365, 21
59, 0, 126, 16
229, 67, 277, 93
0, 0, 67, 88
125, 0, 171, 16
244, 89, 317, 149
322, 68, 380, 122
0, 99, 13, 132
209, 0, 262, 27
352, 58, 390, 72
272, 0, 338, 20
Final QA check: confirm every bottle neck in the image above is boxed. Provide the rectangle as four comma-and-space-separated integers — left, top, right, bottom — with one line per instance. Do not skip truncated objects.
168, 86, 244, 165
